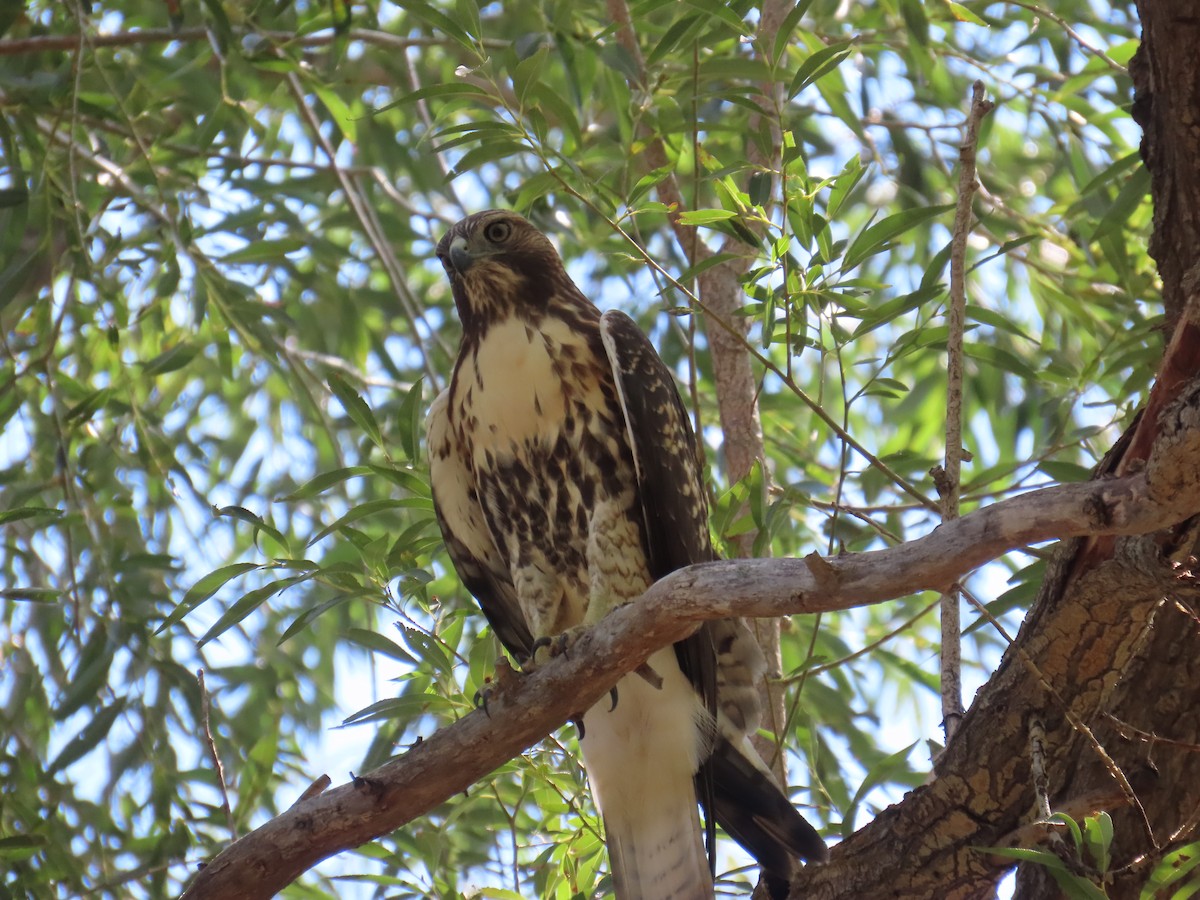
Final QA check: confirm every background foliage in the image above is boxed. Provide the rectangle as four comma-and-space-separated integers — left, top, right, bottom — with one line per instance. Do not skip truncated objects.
0, 0, 1154, 897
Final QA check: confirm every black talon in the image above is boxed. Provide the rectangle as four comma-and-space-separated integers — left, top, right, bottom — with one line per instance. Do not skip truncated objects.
608, 686, 619, 711
473, 687, 492, 717
571, 715, 586, 739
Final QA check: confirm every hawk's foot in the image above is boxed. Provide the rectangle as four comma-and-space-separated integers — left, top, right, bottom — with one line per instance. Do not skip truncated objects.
527, 625, 587, 668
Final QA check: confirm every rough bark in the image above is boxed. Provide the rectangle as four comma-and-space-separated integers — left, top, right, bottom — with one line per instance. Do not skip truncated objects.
1130, 0, 1200, 333
1011, 3, 1200, 895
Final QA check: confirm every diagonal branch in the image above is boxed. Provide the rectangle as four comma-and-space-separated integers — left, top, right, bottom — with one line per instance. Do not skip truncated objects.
178, 384, 1200, 900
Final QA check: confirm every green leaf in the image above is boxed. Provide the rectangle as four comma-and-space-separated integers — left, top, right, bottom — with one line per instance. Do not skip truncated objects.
311, 82, 358, 143
158, 563, 263, 633
447, 140, 530, 178
0, 833, 48, 860
397, 624, 456, 679
212, 505, 291, 556
772, 0, 818, 65
1141, 840, 1200, 897
1090, 165, 1150, 242
198, 575, 308, 647
279, 466, 376, 502
1037, 460, 1093, 483
0, 587, 62, 602
946, 2, 987, 25
788, 41, 857, 100
843, 204, 954, 272
384, 81, 493, 113
963, 341, 1038, 381
0, 506, 62, 526
0, 187, 30, 208
141, 342, 199, 377
341, 694, 455, 726
683, 0, 749, 34
396, 377, 425, 462
647, 13, 705, 68
678, 208, 737, 226
221, 237, 307, 265
826, 154, 867, 219
843, 741, 919, 837
398, 0, 477, 53
1083, 812, 1113, 874
328, 372, 385, 450
308, 498, 430, 546
510, 43, 550, 107
278, 591, 367, 644
344, 627, 417, 665
977, 841, 1110, 898
47, 698, 127, 775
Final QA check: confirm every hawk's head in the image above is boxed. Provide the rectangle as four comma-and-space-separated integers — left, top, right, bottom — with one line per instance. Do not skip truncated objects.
436, 210, 576, 330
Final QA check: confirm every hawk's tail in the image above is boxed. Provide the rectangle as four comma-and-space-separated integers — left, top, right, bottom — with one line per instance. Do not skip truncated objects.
708, 734, 829, 898
581, 648, 715, 900
604, 796, 713, 900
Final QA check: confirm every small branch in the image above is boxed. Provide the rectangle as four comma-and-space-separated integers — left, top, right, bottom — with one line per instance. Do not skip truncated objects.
1005, 1, 1128, 73
1029, 718, 1053, 821
1103, 714, 1200, 752
0, 28, 494, 57
178, 404, 1200, 899
940, 81, 994, 743
197, 669, 236, 839
280, 69, 450, 387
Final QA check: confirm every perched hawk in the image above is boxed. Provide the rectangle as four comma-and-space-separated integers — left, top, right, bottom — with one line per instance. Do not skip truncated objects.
426, 210, 827, 899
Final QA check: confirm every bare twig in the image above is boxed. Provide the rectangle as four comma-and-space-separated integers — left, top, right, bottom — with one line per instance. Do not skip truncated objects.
0, 28, 498, 57
939, 81, 994, 743
1103, 714, 1200, 752
197, 669, 237, 838
1029, 718, 1053, 820
280, 69, 449, 387
1006, 1, 1128, 72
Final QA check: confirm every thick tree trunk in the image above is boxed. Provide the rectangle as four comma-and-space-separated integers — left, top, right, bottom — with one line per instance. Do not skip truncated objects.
1012, 3, 1200, 897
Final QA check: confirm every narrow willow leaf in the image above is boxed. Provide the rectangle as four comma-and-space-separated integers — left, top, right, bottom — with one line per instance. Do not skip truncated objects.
47, 698, 127, 775
141, 343, 199, 377
328, 372, 384, 449
0, 506, 62, 526
279, 465, 376, 502
843, 204, 954, 272
198, 576, 306, 647
395, 377, 424, 462
788, 41, 857, 100
158, 562, 262, 633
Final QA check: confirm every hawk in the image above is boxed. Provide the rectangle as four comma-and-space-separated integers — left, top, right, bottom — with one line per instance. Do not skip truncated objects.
426, 210, 827, 899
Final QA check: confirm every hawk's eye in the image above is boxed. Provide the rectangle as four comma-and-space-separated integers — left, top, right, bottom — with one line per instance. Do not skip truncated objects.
483, 220, 512, 244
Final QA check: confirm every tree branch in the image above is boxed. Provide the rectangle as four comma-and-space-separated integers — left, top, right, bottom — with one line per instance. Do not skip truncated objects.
0, 28, 497, 57
178, 386, 1200, 900
939, 80, 995, 741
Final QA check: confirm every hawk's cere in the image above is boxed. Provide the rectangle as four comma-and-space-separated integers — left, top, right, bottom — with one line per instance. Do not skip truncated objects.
426, 210, 828, 899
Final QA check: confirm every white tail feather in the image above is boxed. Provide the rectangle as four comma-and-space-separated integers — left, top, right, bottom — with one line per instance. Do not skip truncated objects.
580, 648, 714, 900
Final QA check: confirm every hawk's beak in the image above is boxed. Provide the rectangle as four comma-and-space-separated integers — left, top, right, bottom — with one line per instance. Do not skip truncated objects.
447, 236, 473, 274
